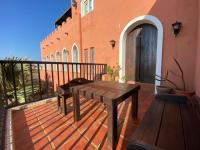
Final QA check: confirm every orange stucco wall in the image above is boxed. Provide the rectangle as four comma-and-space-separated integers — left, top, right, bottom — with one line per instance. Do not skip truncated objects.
41, 0, 199, 91
195, 0, 200, 96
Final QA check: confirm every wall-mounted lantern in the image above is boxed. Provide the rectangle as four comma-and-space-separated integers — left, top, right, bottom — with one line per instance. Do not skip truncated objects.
56, 37, 60, 40
172, 21, 182, 37
110, 40, 116, 48
71, 0, 77, 8
64, 32, 69, 36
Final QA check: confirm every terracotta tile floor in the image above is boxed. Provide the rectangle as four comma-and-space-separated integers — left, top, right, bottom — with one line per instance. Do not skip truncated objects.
12, 84, 154, 150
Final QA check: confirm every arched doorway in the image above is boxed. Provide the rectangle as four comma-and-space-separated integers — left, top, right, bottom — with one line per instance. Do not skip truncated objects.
119, 15, 163, 86
126, 24, 158, 84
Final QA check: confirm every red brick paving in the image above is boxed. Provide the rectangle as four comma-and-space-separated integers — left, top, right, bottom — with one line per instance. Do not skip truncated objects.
12, 84, 154, 150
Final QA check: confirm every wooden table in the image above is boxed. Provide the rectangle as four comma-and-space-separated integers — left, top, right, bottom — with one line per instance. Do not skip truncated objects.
70, 81, 140, 149
57, 78, 92, 115
127, 95, 200, 150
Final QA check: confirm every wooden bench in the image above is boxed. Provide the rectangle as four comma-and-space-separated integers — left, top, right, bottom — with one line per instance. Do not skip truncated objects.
127, 94, 200, 150
57, 78, 92, 115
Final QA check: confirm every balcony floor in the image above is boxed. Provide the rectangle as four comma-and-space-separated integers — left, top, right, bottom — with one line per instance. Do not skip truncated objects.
12, 84, 154, 150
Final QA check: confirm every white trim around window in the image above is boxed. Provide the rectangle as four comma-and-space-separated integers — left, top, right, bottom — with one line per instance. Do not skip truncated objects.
81, 0, 94, 17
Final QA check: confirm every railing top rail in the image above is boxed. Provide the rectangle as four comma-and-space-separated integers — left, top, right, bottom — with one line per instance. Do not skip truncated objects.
0, 60, 107, 65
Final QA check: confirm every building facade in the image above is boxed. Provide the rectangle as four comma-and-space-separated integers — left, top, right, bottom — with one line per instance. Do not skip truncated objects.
41, 0, 200, 96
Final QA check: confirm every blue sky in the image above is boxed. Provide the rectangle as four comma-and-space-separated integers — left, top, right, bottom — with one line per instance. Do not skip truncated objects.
0, 0, 70, 60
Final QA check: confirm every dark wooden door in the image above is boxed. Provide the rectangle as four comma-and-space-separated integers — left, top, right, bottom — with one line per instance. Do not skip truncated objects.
126, 24, 157, 84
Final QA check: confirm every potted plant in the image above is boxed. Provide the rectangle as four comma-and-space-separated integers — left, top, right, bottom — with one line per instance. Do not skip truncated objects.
102, 65, 120, 82
156, 58, 195, 98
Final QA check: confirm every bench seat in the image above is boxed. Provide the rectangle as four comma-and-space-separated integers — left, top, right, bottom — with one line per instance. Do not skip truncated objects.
127, 94, 200, 150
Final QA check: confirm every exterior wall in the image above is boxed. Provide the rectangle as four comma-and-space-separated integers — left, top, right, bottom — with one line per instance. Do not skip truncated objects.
195, 0, 200, 96
41, 0, 199, 90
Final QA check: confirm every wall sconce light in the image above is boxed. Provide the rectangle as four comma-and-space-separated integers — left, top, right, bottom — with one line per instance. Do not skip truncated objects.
172, 21, 182, 37
64, 32, 69, 36
71, 0, 77, 8
56, 37, 60, 40
110, 40, 116, 48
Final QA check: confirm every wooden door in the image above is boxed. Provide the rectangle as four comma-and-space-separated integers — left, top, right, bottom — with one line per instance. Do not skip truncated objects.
126, 24, 157, 84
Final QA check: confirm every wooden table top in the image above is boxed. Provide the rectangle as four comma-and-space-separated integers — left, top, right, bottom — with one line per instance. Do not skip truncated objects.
131, 99, 200, 150
70, 81, 140, 105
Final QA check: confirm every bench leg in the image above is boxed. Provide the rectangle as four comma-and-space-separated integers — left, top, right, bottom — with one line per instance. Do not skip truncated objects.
107, 105, 118, 149
73, 93, 80, 122
132, 91, 138, 118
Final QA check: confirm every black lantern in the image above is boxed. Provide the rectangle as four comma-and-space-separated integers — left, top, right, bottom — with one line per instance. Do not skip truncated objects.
110, 40, 116, 48
71, 0, 77, 8
172, 21, 182, 37
64, 32, 69, 36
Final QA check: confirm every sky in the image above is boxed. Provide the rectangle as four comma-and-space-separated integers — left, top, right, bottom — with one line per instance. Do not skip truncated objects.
0, 0, 70, 60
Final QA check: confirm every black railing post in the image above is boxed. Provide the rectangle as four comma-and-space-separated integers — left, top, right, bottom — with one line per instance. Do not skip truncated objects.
21, 63, 27, 103
1, 63, 7, 107
51, 64, 54, 95
30, 63, 34, 100
11, 62, 18, 105
37, 64, 42, 100
93, 64, 95, 80
57, 63, 60, 86
67, 64, 70, 82
99, 65, 102, 77
95, 65, 97, 80
76, 63, 78, 78
62, 63, 65, 84
80, 64, 82, 78
72, 64, 74, 80
90, 64, 91, 80
87, 64, 89, 80
45, 63, 49, 97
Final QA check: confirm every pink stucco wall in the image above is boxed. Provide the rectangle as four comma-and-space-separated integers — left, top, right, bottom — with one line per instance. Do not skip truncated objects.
41, 0, 199, 91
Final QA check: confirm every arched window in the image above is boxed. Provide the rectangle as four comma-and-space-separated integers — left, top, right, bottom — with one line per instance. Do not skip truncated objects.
72, 47, 78, 63
81, 0, 93, 16
90, 47, 95, 74
56, 51, 60, 70
72, 44, 79, 72
62, 49, 68, 71
50, 53, 54, 62
56, 51, 60, 62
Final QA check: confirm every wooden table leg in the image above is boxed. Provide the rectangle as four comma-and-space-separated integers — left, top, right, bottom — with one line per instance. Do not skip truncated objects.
107, 104, 118, 149
132, 91, 138, 118
63, 96, 67, 115
73, 93, 80, 121
57, 95, 61, 112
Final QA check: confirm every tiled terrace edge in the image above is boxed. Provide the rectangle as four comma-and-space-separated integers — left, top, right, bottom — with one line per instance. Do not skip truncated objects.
5, 97, 57, 150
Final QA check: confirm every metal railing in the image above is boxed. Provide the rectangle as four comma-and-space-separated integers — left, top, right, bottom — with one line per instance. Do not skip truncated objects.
0, 60, 107, 108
